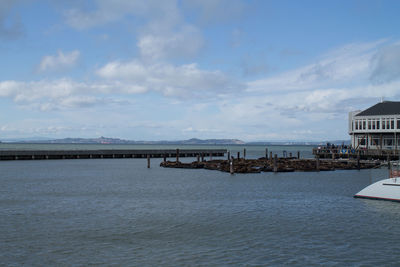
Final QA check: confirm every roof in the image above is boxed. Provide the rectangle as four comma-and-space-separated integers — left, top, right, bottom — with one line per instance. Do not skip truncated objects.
356, 101, 400, 116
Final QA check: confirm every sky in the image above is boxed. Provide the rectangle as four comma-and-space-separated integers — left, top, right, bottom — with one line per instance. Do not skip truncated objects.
1, 0, 400, 141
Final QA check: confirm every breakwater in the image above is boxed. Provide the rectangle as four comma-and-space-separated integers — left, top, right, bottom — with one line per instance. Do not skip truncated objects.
0, 149, 226, 161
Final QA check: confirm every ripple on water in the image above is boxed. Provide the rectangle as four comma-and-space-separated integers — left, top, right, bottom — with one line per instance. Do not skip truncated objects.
0, 157, 399, 266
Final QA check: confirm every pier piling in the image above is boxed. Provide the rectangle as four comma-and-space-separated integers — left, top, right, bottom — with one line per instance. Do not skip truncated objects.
230, 157, 234, 175
273, 154, 278, 172
147, 155, 150, 168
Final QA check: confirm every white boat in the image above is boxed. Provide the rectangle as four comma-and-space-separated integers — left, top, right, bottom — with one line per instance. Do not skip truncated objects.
354, 169, 400, 202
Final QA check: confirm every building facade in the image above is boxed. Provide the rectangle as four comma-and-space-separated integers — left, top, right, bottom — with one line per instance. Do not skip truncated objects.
349, 101, 400, 150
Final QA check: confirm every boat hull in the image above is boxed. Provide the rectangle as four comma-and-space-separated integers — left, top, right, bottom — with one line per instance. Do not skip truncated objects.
354, 178, 400, 202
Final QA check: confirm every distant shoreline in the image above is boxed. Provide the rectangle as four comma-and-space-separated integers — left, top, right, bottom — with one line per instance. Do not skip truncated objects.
0, 137, 350, 146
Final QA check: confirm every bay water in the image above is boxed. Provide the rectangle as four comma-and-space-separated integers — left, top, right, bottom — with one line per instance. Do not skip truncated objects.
1, 145, 399, 266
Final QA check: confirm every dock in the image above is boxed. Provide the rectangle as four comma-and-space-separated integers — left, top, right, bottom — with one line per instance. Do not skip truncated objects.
0, 149, 227, 161
313, 147, 399, 160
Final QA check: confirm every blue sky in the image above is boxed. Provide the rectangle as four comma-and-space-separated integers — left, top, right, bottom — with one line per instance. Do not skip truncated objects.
1, 0, 400, 141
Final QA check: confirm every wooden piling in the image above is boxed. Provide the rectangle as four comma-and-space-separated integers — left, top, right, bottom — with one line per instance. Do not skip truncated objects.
176, 149, 179, 162
147, 155, 150, 168
269, 152, 273, 162
316, 155, 320, 171
273, 154, 278, 172
163, 154, 167, 162
197, 154, 200, 163
201, 153, 204, 162
265, 148, 268, 159
227, 151, 230, 160
237, 151, 240, 160
297, 151, 300, 159
243, 148, 246, 159
230, 158, 234, 175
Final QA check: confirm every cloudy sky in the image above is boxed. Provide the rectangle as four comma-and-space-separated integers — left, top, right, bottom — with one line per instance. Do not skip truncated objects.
1, 0, 400, 141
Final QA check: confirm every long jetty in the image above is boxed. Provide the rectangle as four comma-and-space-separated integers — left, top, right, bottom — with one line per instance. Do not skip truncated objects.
0, 149, 227, 161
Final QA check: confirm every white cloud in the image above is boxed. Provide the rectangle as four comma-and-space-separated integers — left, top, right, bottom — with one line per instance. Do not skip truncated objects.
63, 0, 204, 62
247, 41, 383, 93
96, 60, 243, 98
2, 38, 400, 141
138, 25, 203, 61
370, 43, 400, 84
37, 50, 80, 73
0, 79, 110, 111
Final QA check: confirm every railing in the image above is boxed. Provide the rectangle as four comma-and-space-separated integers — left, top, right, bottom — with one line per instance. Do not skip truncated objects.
312, 147, 400, 159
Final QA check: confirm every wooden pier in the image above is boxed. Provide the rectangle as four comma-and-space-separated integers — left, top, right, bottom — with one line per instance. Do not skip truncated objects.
0, 149, 226, 161
313, 147, 399, 160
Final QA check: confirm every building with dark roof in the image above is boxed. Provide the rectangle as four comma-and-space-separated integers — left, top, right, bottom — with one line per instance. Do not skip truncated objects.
349, 101, 400, 149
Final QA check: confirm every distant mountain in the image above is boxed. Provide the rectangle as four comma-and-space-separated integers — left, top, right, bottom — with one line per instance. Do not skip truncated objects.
1, 136, 349, 146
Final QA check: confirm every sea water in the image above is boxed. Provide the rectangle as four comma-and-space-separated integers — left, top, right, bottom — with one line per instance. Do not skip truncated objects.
1, 145, 399, 266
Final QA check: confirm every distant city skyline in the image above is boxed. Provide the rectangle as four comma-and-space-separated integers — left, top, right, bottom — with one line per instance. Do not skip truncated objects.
1, 0, 400, 141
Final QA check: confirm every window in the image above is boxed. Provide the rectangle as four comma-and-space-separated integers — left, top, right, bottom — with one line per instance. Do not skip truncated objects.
372, 138, 380, 146
368, 120, 371, 130
383, 119, 386, 129
377, 120, 380, 129
397, 119, 400, 129
391, 119, 395, 129
355, 121, 358, 130
384, 138, 393, 146
363, 120, 366, 130
386, 119, 390, 129
372, 120, 376, 130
